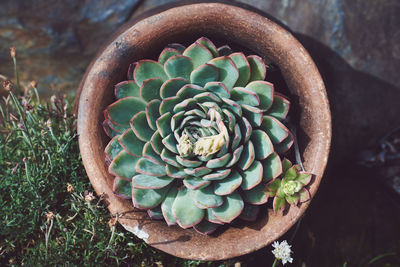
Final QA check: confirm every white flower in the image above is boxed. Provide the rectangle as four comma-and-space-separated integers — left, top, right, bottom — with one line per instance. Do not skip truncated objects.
272, 240, 293, 265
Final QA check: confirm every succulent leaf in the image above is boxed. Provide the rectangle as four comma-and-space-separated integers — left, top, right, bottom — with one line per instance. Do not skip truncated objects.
239, 203, 260, 221
118, 129, 145, 157
160, 78, 189, 99
196, 37, 218, 57
134, 60, 168, 86
194, 186, 224, 209
214, 170, 242, 196
108, 150, 139, 180
260, 116, 289, 144
130, 111, 154, 142
106, 97, 146, 126
158, 47, 181, 65
247, 55, 266, 82
148, 206, 164, 220
212, 191, 244, 223
105, 135, 123, 161
145, 99, 161, 131
209, 57, 239, 90
183, 177, 211, 190
132, 185, 171, 209
135, 158, 166, 177
139, 78, 163, 102
230, 52, 250, 87
266, 93, 290, 120
183, 42, 213, 68
246, 81, 274, 111
261, 152, 282, 181
113, 177, 132, 199
133, 174, 174, 189
161, 187, 178, 225
164, 55, 194, 80
243, 183, 269, 205
115, 80, 140, 99
241, 160, 263, 190
193, 220, 219, 235
172, 188, 205, 228
190, 64, 219, 87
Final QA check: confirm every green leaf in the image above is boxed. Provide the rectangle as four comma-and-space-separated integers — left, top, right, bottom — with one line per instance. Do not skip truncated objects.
247, 55, 266, 82
150, 130, 163, 154
160, 148, 180, 168
190, 64, 219, 87
183, 177, 211, 190
242, 183, 269, 205
205, 208, 224, 224
214, 170, 242, 196
135, 158, 166, 176
206, 153, 232, 169
113, 177, 132, 199
176, 84, 205, 99
183, 167, 212, 177
183, 42, 213, 68
237, 140, 255, 171
261, 152, 282, 181
267, 94, 290, 120
166, 43, 186, 53
265, 179, 281, 197
226, 145, 244, 167
239, 116, 252, 143
132, 174, 174, 189
130, 111, 154, 142
204, 82, 230, 98
250, 129, 274, 160
156, 112, 172, 138
172, 188, 205, 228
230, 52, 250, 87
160, 78, 189, 99
132, 185, 171, 209
241, 160, 263, 190
164, 55, 193, 80
118, 129, 145, 157
231, 87, 260, 106
221, 97, 242, 117
139, 78, 163, 102
196, 37, 218, 57
176, 156, 202, 168
259, 116, 289, 144
239, 203, 260, 221
299, 188, 310, 203
165, 164, 188, 179
297, 172, 312, 185
142, 142, 163, 165
194, 186, 224, 209
281, 158, 292, 173
208, 57, 239, 90
105, 135, 123, 161
193, 220, 219, 235
158, 47, 181, 65
108, 150, 139, 180
273, 196, 286, 213
145, 99, 160, 131
102, 120, 118, 138
217, 45, 232, 56
212, 191, 244, 223
106, 96, 146, 126
159, 96, 181, 114
162, 134, 178, 154
274, 131, 294, 154
246, 81, 274, 110
148, 206, 164, 220
173, 98, 198, 114
161, 187, 178, 225
114, 81, 140, 99
285, 193, 300, 206
242, 104, 263, 127
203, 169, 231, 181
134, 60, 168, 86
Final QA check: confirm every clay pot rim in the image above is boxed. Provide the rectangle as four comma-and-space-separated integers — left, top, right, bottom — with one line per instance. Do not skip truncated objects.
76, 2, 331, 261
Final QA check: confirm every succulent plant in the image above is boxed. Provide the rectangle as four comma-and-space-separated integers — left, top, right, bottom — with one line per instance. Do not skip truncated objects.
264, 159, 312, 213
103, 37, 298, 234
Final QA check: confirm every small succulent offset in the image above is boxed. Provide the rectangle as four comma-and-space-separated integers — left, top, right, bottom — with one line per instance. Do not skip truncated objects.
265, 159, 312, 213
103, 37, 310, 234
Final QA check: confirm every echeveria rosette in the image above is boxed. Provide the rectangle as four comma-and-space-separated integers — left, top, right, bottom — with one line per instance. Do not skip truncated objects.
103, 37, 295, 234
265, 159, 312, 214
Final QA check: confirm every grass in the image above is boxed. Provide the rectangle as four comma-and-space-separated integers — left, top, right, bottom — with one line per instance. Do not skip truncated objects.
0, 59, 220, 266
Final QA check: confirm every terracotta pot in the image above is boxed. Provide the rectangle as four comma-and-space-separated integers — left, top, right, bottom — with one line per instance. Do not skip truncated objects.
76, 2, 331, 261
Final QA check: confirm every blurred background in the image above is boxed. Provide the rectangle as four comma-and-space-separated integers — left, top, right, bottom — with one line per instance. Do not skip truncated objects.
1, 0, 399, 265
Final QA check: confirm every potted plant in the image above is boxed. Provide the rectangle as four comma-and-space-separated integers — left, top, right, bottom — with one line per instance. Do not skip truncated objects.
76, 2, 331, 261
